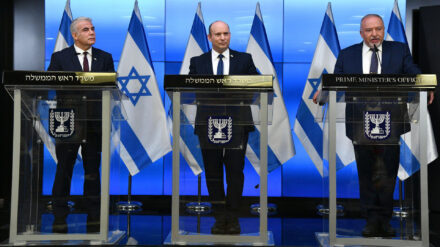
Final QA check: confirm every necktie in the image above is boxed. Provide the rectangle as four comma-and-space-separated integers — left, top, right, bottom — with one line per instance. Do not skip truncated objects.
217, 54, 224, 75
370, 48, 378, 74
83, 51, 89, 72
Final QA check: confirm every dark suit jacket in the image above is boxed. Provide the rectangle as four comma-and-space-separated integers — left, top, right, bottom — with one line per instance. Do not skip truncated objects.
189, 49, 258, 146
47, 45, 115, 136
334, 41, 421, 141
47, 45, 115, 72
334, 41, 420, 75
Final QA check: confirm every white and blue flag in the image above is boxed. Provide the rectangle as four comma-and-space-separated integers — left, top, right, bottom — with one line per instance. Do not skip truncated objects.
385, 0, 438, 180
245, 3, 296, 174
117, 0, 172, 175
38, 0, 75, 164
169, 2, 209, 176
53, 0, 74, 52
385, 0, 408, 45
179, 3, 210, 75
294, 3, 355, 176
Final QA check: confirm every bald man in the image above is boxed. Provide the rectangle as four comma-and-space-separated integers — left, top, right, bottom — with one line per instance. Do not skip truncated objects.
189, 20, 258, 235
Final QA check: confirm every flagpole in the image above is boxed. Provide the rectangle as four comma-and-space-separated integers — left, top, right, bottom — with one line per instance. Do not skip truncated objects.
117, 174, 142, 212
185, 174, 211, 215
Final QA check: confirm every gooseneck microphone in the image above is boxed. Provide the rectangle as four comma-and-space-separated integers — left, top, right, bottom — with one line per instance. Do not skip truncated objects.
373, 44, 382, 71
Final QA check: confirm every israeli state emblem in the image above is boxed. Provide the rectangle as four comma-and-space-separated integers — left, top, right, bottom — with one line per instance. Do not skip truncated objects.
208, 116, 232, 144
364, 111, 391, 140
49, 109, 75, 138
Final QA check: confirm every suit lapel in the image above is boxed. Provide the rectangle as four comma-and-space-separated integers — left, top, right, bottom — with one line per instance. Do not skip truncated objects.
355, 43, 363, 73
69, 46, 83, 71
229, 50, 238, 75
380, 41, 390, 74
91, 48, 102, 72
203, 51, 214, 74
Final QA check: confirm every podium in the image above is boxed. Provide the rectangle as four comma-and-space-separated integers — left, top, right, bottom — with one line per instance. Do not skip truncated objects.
164, 75, 274, 245
2, 71, 125, 245
319, 74, 437, 247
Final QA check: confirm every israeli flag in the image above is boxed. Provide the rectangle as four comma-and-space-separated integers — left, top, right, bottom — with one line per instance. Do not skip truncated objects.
39, 0, 75, 164
294, 3, 355, 176
245, 3, 296, 174
53, 0, 73, 52
172, 2, 210, 175
117, 0, 172, 175
385, 0, 438, 180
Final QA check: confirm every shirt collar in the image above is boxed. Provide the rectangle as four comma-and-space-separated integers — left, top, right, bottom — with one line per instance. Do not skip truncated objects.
74, 44, 92, 56
212, 48, 230, 60
362, 41, 382, 54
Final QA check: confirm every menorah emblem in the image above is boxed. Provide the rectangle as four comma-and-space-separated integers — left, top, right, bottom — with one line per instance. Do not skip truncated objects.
49, 108, 75, 138
369, 113, 385, 135
213, 118, 228, 139
55, 111, 70, 133
208, 116, 233, 144
364, 111, 391, 140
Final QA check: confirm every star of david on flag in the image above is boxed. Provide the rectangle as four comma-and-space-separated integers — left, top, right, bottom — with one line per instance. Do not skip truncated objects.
307, 69, 328, 99
294, 3, 355, 176
117, 0, 171, 175
117, 67, 151, 106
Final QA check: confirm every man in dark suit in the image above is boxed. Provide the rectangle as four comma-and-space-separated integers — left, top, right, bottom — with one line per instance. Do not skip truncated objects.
189, 20, 258, 234
47, 16, 114, 233
333, 14, 422, 238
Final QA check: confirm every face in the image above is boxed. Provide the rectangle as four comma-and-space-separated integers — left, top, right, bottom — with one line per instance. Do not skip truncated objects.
208, 21, 231, 53
72, 20, 96, 50
360, 15, 384, 48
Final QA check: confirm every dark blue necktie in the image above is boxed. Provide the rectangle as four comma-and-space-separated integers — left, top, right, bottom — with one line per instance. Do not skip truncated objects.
370, 48, 378, 74
217, 54, 224, 75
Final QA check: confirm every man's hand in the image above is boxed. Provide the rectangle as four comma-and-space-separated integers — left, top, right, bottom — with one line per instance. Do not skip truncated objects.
312, 90, 320, 104
429, 91, 435, 105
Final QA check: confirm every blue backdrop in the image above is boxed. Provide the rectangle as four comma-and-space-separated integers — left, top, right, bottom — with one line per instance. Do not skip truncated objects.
44, 0, 406, 199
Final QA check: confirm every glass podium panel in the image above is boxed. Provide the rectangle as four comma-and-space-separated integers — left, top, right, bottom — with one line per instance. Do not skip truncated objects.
5, 85, 125, 245
322, 89, 429, 246
167, 86, 273, 245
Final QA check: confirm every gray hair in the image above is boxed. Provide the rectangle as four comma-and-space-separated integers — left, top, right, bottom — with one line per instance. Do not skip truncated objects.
70, 17, 92, 34
360, 14, 384, 31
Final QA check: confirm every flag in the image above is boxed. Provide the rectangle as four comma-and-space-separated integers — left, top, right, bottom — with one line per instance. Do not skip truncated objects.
294, 3, 355, 176
168, 2, 209, 175
386, 0, 438, 180
53, 0, 74, 52
39, 0, 75, 164
179, 2, 210, 75
117, 0, 172, 175
245, 3, 296, 174
385, 0, 408, 45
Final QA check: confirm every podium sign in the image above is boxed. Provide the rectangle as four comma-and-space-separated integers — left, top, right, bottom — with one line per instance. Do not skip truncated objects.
321, 74, 436, 247
164, 75, 274, 245
3, 71, 125, 244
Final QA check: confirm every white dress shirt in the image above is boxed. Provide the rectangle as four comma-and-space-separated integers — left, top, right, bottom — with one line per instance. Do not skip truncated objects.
362, 42, 382, 74
211, 49, 230, 75
74, 45, 93, 71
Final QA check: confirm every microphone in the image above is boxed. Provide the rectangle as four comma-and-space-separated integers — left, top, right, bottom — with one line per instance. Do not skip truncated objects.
373, 44, 381, 71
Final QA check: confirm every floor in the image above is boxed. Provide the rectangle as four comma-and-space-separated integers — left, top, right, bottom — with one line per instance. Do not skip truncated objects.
0, 196, 433, 246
